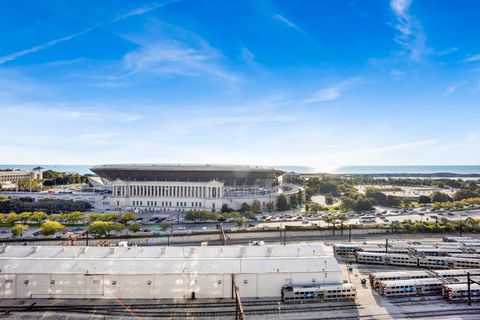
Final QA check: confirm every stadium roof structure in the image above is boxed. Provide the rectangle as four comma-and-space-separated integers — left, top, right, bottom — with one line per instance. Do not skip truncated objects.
90, 164, 284, 185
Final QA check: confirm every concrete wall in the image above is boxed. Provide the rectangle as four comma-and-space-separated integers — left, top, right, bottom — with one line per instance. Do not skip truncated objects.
0, 271, 341, 299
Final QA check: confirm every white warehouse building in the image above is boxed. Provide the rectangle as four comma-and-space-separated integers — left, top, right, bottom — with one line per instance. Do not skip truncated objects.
90, 164, 300, 212
0, 244, 342, 299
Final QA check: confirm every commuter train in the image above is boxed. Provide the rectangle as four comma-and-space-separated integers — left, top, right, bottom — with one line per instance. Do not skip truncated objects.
443, 283, 480, 301
368, 270, 431, 288
356, 252, 480, 269
379, 278, 443, 297
281, 283, 356, 302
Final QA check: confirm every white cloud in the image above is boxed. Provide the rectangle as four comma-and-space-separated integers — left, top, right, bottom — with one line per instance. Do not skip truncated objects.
120, 41, 239, 84
302, 87, 340, 103
0, 28, 92, 65
272, 14, 304, 33
464, 54, 480, 63
445, 85, 457, 95
113, 0, 180, 22
0, 1, 181, 65
390, 0, 429, 62
302, 77, 365, 104
390, 69, 407, 79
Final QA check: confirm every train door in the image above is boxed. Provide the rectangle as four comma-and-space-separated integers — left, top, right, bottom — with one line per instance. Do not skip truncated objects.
447, 261, 454, 269
416, 286, 422, 295
385, 257, 390, 265
317, 292, 324, 302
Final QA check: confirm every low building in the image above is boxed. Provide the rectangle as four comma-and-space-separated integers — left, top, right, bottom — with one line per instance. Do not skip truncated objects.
0, 244, 342, 299
0, 167, 43, 185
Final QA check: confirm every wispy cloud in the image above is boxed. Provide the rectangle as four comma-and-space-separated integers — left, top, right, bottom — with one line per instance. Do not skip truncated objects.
0, 28, 92, 65
0, 1, 180, 65
445, 85, 457, 95
302, 87, 340, 103
464, 53, 480, 63
272, 14, 304, 33
117, 40, 240, 85
302, 77, 365, 104
112, 0, 180, 22
390, 0, 429, 62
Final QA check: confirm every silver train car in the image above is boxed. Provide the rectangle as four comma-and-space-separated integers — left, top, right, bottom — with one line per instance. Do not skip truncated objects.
443, 283, 480, 301
368, 271, 430, 288
379, 278, 443, 297
281, 283, 356, 302
356, 252, 480, 269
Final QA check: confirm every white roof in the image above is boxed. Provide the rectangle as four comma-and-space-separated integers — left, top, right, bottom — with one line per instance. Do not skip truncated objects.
381, 278, 442, 287
0, 244, 325, 259
0, 245, 340, 275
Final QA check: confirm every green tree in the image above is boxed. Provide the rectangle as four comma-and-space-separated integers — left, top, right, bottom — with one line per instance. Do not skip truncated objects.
297, 189, 304, 205
365, 190, 387, 206
88, 221, 124, 236
324, 193, 334, 205
159, 221, 172, 231
120, 212, 135, 224
431, 192, 452, 203
252, 199, 261, 213
418, 195, 431, 204
87, 213, 102, 222
266, 202, 274, 212
5, 212, 18, 226
239, 202, 251, 212
234, 217, 246, 228
340, 196, 357, 211
40, 221, 66, 235
128, 222, 141, 233
18, 211, 32, 224
276, 194, 290, 211
453, 189, 479, 201
30, 211, 47, 226
290, 194, 299, 208
11, 224, 28, 237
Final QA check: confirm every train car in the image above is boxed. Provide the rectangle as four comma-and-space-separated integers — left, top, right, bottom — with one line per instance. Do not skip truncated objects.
380, 278, 443, 297
434, 269, 480, 278
414, 248, 463, 256
368, 271, 430, 288
443, 283, 480, 302
356, 252, 418, 266
281, 283, 356, 302
418, 256, 449, 269
451, 257, 480, 269
333, 244, 361, 256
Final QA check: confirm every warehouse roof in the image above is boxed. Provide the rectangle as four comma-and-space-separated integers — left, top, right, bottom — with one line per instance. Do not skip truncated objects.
0, 244, 325, 259
0, 245, 339, 275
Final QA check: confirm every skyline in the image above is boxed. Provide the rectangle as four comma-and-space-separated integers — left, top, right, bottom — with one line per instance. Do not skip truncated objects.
1, 0, 480, 170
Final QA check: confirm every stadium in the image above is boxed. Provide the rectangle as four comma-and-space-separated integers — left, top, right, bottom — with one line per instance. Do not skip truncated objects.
90, 164, 297, 212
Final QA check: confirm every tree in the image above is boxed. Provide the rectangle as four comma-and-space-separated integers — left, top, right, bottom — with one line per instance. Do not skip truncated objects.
234, 217, 246, 228
365, 190, 387, 206
120, 212, 135, 224
88, 221, 124, 236
252, 199, 261, 213
418, 195, 431, 204
290, 194, 299, 208
324, 194, 334, 205
221, 204, 233, 213
453, 189, 479, 201
30, 211, 48, 225
431, 192, 452, 203
305, 202, 323, 214
297, 189, 304, 205
335, 213, 348, 233
340, 196, 356, 211
159, 221, 172, 231
239, 202, 251, 212
276, 194, 290, 211
357, 198, 377, 211
11, 224, 28, 237
18, 211, 32, 224
40, 221, 66, 236
5, 212, 18, 226
386, 195, 402, 207
266, 202, 274, 212
128, 223, 141, 233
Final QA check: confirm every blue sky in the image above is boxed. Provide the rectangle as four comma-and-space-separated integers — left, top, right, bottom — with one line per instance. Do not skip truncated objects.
0, 0, 479, 170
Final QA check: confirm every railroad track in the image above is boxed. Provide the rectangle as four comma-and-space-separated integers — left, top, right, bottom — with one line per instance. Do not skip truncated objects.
0, 301, 361, 318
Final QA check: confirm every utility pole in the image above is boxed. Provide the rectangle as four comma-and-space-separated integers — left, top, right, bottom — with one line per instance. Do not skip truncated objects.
468, 272, 471, 306
385, 238, 388, 254
348, 225, 352, 243
85, 231, 89, 247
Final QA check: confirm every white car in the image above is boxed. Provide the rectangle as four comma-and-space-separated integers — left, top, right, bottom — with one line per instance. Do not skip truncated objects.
177, 226, 186, 231
202, 227, 210, 231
